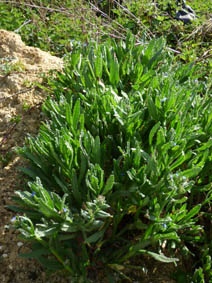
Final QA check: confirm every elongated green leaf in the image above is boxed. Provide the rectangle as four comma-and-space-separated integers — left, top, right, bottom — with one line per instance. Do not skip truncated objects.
146, 157, 158, 176
15, 191, 38, 209
148, 97, 158, 120
170, 153, 185, 171
73, 100, 80, 131
135, 64, 144, 84
71, 169, 82, 205
87, 57, 96, 80
90, 175, 99, 192
37, 199, 61, 220
110, 55, 119, 85
197, 139, 212, 151
78, 152, 87, 184
149, 122, 160, 146
6, 205, 40, 218
20, 151, 43, 169
71, 52, 81, 67
93, 136, 101, 165
94, 49, 103, 78
51, 192, 62, 211
126, 31, 135, 50
113, 108, 124, 126
58, 234, 76, 241
139, 250, 179, 263
148, 48, 163, 69
102, 174, 114, 195
134, 148, 142, 168
61, 223, 78, 233
139, 71, 154, 85
36, 182, 54, 209
35, 226, 58, 237
38, 256, 64, 271
180, 166, 203, 178
84, 230, 105, 245
19, 167, 37, 179
53, 175, 69, 194
179, 204, 201, 224
19, 248, 50, 259
66, 103, 72, 128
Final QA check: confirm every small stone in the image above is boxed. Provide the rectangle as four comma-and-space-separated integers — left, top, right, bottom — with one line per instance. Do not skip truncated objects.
4, 113, 12, 123
2, 253, 8, 258
17, 241, 23, 247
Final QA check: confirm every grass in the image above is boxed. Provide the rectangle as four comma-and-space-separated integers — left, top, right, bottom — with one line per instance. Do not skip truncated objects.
1, 0, 212, 282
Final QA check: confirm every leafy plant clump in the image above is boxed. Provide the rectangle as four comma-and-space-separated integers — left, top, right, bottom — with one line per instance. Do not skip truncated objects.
9, 34, 212, 282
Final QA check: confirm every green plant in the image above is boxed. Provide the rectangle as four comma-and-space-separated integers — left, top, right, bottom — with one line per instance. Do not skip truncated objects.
22, 101, 30, 111
8, 34, 212, 281
0, 151, 13, 168
0, 58, 26, 76
10, 115, 22, 124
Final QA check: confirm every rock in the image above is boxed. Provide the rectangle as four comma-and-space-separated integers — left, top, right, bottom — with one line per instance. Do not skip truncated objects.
0, 29, 63, 150
0, 29, 63, 99
0, 29, 63, 72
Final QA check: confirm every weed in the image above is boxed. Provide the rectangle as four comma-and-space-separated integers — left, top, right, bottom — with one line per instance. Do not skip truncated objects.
1, 0, 211, 281
0, 151, 13, 168
9, 34, 212, 281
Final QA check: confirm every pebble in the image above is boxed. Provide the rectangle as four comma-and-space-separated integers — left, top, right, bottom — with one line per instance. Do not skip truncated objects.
4, 113, 12, 123
2, 253, 8, 258
17, 242, 23, 247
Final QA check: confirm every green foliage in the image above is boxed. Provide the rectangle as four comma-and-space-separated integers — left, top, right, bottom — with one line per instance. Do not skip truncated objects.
0, 0, 96, 56
8, 34, 212, 281
0, 151, 13, 168
0, 58, 25, 75
0, 0, 211, 68
1, 0, 211, 281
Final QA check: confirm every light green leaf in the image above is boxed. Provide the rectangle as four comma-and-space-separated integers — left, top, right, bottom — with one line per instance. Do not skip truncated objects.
93, 136, 101, 165
149, 122, 160, 146
110, 55, 119, 85
71, 169, 82, 205
139, 250, 179, 263
84, 230, 105, 245
102, 174, 114, 195
66, 103, 72, 128
73, 100, 80, 131
170, 153, 185, 171
148, 97, 158, 120
179, 204, 201, 224
94, 49, 103, 78
180, 166, 203, 178
19, 248, 50, 259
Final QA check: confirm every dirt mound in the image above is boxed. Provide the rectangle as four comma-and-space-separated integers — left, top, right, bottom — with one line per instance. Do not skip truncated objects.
0, 30, 66, 283
0, 29, 63, 71
0, 29, 63, 128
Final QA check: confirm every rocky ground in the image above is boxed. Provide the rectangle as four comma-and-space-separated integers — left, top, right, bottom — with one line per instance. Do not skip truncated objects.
0, 29, 180, 283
